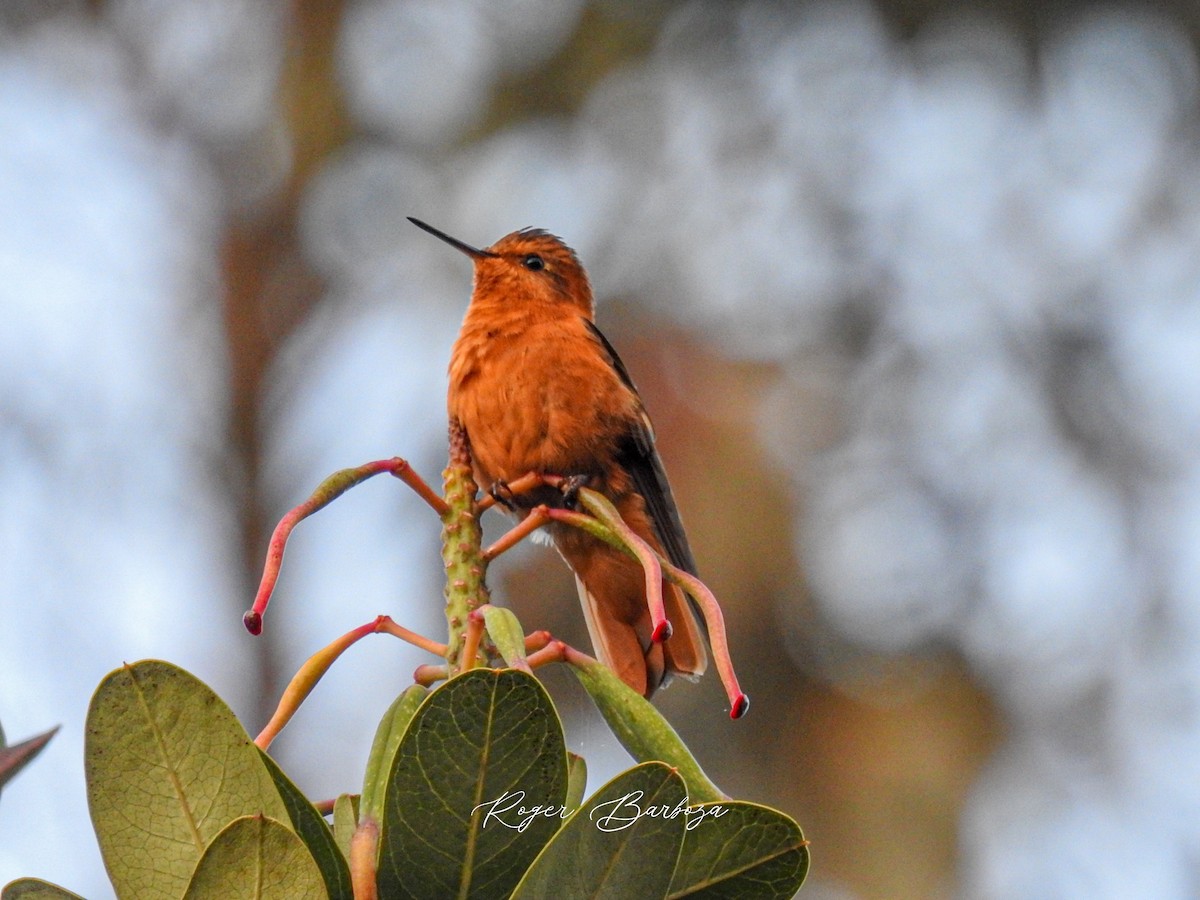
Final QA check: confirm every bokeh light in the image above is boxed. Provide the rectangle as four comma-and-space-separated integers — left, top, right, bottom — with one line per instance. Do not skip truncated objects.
4, 2, 1200, 897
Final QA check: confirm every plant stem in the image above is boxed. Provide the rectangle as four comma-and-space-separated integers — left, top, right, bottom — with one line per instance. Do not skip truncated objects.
441, 420, 490, 671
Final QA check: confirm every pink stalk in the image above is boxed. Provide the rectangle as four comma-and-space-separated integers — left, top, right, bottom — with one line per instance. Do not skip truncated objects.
349, 819, 379, 900
659, 560, 750, 719
524, 630, 553, 652
387, 456, 451, 517
244, 458, 444, 635
545, 504, 671, 644
459, 611, 485, 674
482, 506, 550, 561
526, 640, 569, 670
473, 471, 545, 514
255, 616, 387, 750
374, 616, 447, 656
413, 664, 448, 686
549, 485, 748, 719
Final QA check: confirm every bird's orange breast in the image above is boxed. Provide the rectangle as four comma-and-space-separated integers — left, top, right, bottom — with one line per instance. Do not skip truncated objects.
448, 310, 636, 491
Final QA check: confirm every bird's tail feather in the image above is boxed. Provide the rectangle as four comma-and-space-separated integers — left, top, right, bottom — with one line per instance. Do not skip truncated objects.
574, 572, 707, 698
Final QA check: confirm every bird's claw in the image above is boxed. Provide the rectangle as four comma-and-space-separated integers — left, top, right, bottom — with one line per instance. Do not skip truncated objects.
558, 474, 592, 509
489, 480, 517, 511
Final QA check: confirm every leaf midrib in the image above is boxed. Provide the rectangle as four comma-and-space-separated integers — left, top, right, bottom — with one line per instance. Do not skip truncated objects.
128, 665, 206, 854
458, 675, 500, 900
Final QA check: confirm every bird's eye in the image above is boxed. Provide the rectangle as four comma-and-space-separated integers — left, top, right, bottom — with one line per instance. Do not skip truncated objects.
523, 254, 545, 271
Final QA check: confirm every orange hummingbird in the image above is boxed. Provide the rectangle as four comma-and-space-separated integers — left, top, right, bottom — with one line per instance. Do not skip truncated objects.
410, 217, 708, 698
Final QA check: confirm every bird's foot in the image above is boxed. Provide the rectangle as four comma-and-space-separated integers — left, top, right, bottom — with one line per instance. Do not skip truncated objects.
488, 480, 518, 511
558, 474, 592, 509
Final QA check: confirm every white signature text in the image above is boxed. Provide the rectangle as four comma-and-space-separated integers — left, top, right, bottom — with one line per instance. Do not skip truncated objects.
473, 789, 728, 833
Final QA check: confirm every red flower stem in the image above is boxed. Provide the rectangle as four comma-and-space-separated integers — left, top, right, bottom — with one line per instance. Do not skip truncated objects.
482, 506, 551, 560
255, 616, 389, 750
559, 642, 597, 668
388, 457, 451, 516
459, 611, 485, 674
243, 457, 444, 635
374, 616, 447, 656
545, 502, 670, 644
549, 490, 748, 719
524, 630, 552, 652
658, 560, 749, 719
349, 819, 379, 900
473, 471, 546, 514
574, 488, 674, 642
526, 640, 570, 669
413, 663, 448, 686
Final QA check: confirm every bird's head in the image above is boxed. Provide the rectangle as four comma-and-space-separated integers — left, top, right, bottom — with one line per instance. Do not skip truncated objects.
409, 218, 594, 317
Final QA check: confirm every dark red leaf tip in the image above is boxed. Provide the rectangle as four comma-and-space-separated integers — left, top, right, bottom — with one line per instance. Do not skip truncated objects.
243, 610, 263, 636
730, 693, 750, 719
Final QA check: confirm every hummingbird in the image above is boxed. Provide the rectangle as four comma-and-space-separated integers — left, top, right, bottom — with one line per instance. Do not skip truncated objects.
410, 217, 708, 698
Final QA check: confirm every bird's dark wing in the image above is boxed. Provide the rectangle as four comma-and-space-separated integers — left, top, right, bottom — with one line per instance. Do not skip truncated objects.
584, 319, 699, 576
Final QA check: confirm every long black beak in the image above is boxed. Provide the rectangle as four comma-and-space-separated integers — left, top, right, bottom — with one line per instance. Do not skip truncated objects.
408, 217, 496, 259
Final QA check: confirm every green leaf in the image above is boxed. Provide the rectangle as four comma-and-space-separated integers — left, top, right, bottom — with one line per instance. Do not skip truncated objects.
480, 606, 528, 666
360, 684, 426, 824
0, 726, 58, 795
85, 660, 290, 900
511, 761, 688, 900
570, 655, 726, 803
258, 749, 351, 900
565, 752, 587, 813
1, 878, 85, 899
332, 794, 359, 863
182, 814, 327, 899
377, 668, 569, 900
667, 802, 809, 899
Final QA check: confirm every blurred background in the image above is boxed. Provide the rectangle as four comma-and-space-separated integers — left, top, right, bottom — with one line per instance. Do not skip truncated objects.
3, 0, 1200, 896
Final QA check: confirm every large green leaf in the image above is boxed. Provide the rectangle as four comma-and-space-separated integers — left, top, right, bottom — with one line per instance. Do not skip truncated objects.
182, 814, 326, 899
1, 879, 85, 899
569, 655, 726, 803
85, 660, 289, 899
360, 684, 426, 823
376, 668, 568, 900
667, 802, 809, 898
511, 761, 688, 900
258, 749, 351, 900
